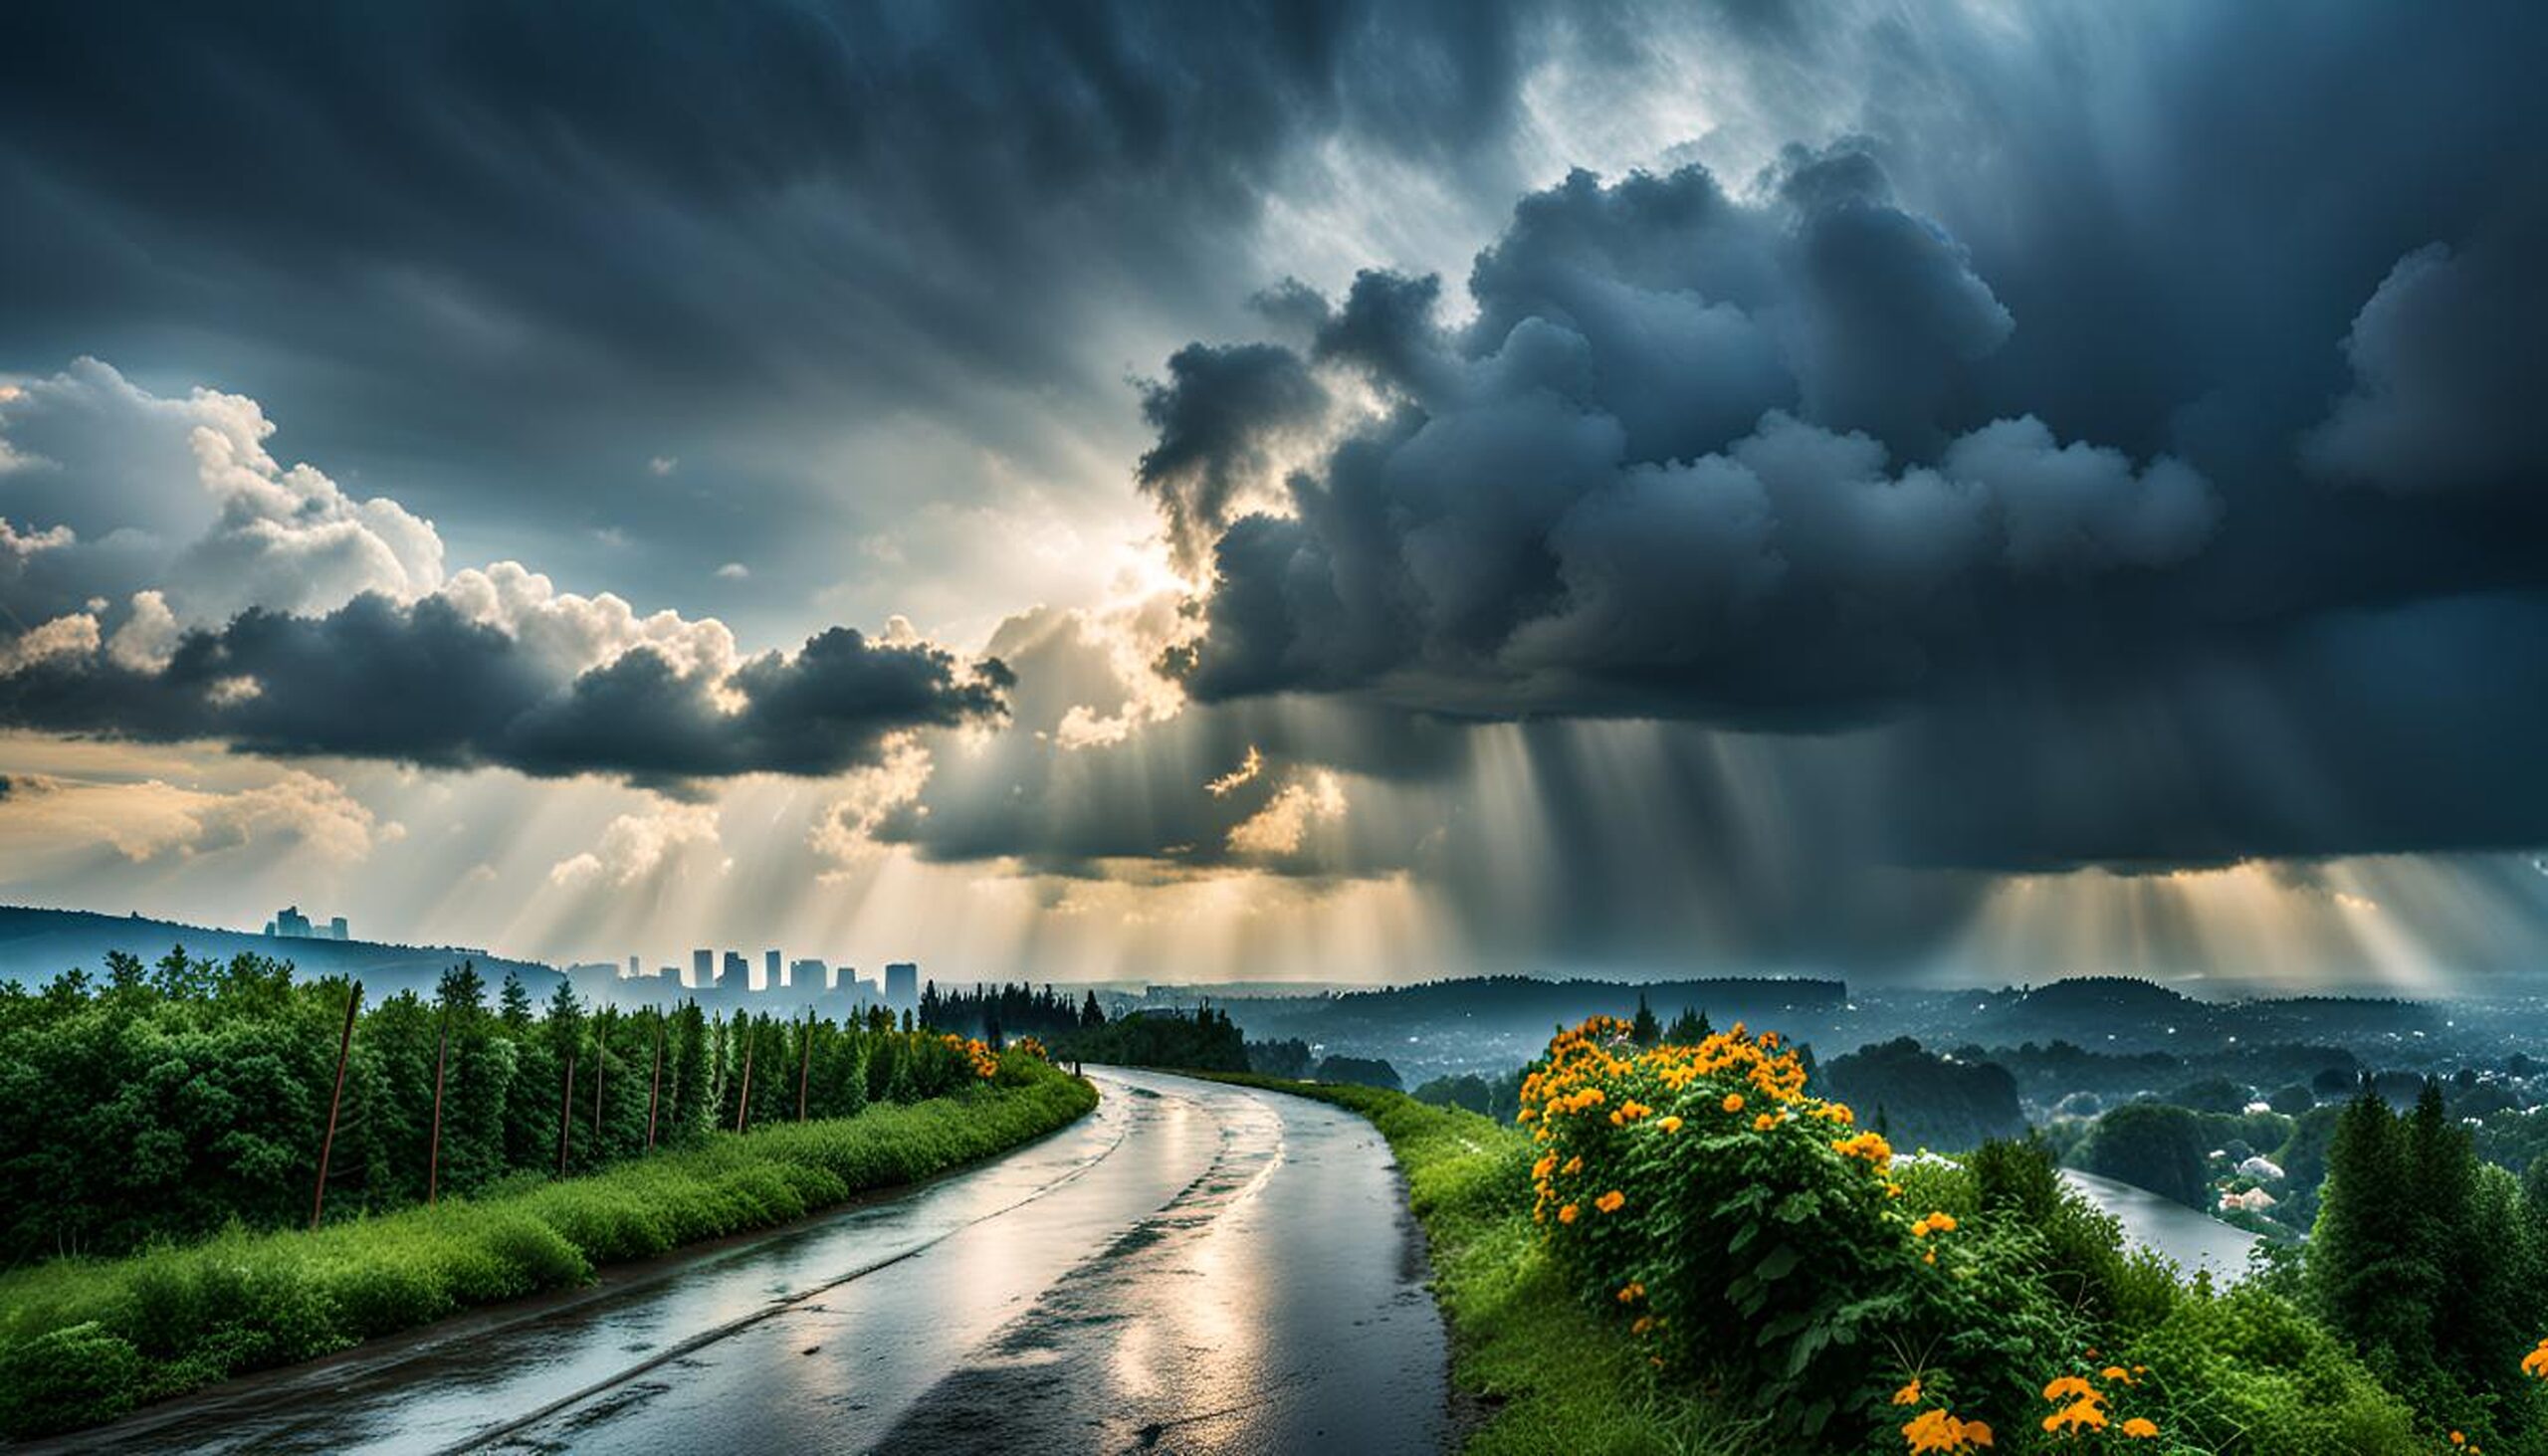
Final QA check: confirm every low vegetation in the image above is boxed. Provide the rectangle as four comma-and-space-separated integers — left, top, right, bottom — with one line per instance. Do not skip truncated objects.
1233, 1010, 2548, 1455
0, 1049, 1093, 1439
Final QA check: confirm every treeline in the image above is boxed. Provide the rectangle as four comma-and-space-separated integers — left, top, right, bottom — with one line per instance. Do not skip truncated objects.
920, 980, 1104, 1043
0, 948, 997, 1264
1058, 1005, 1246, 1071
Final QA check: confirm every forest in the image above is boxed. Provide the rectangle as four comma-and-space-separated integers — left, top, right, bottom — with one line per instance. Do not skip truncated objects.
0, 947, 1003, 1263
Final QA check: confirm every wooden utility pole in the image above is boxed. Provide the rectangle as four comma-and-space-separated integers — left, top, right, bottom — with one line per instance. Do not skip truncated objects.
592, 1008, 610, 1149
427, 995, 451, 1204
796, 1011, 814, 1123
645, 1016, 665, 1149
311, 980, 362, 1232
556, 1045, 577, 1177
735, 1022, 755, 1134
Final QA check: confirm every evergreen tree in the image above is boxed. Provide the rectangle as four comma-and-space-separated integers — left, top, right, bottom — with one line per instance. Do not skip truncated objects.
1629, 993, 1661, 1047
498, 971, 533, 1029
1664, 1007, 1704, 1044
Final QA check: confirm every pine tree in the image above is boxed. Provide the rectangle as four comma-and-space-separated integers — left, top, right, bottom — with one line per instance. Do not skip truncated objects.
499, 971, 533, 1029
1630, 993, 1660, 1047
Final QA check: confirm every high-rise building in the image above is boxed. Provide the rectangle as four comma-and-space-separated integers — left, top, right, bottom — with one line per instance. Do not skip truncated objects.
628, 954, 642, 978
692, 948, 714, 989
326, 916, 348, 940
271, 906, 313, 938
885, 961, 918, 1007
723, 950, 747, 990
765, 948, 782, 990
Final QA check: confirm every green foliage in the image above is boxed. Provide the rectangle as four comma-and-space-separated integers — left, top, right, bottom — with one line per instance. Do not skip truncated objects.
0, 954, 999, 1263
0, 1052, 1093, 1439
1055, 1004, 1247, 1071
2081, 1102, 2210, 1208
2124, 1283, 2422, 1455
1413, 1073, 1493, 1116
0, 1322, 143, 1437
1312, 1054, 1402, 1091
1817, 1038, 2025, 1154
2312, 1086, 2547, 1439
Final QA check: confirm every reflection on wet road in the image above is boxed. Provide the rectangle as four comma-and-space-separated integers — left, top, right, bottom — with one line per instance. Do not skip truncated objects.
73, 1070, 1448, 1455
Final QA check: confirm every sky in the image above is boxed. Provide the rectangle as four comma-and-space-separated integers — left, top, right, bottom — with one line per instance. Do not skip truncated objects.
2, 0, 2544, 990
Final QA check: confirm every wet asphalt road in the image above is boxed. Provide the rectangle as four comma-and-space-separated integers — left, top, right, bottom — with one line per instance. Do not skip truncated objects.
66, 1069, 1448, 1456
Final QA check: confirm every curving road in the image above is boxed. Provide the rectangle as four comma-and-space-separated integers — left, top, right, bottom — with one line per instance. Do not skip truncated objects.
57, 1069, 1449, 1456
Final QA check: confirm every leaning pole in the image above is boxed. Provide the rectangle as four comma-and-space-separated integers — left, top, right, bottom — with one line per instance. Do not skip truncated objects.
311, 980, 362, 1232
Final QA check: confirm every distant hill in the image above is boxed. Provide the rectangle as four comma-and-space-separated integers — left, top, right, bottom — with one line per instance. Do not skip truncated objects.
0, 905, 561, 1000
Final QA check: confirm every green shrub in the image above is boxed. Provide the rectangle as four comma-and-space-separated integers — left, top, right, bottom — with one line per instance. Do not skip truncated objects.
0, 1321, 143, 1438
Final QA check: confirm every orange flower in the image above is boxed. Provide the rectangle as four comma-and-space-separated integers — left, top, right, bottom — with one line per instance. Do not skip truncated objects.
2041, 1376, 2098, 1404
2120, 1417, 2159, 1438
1595, 1188, 1626, 1214
1558, 1203, 1580, 1224
2099, 1364, 2131, 1384
1891, 1377, 1923, 1406
1753, 1113, 1778, 1132
1721, 1092, 1746, 1114
1657, 1115, 1683, 1133
2041, 1398, 2108, 1434
1616, 1281, 1646, 1303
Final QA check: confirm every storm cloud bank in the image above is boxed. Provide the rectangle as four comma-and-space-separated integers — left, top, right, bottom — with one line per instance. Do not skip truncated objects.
1117, 3, 2548, 875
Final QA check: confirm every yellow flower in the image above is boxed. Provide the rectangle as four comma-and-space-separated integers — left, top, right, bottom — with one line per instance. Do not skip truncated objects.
2041, 1398, 2108, 1434
1891, 1377, 1923, 1406
1753, 1113, 1778, 1132
1595, 1188, 1626, 1214
1562, 1154, 1584, 1175
1657, 1115, 1684, 1133
2040, 1376, 2098, 1403
1928, 1212, 1957, 1232
2099, 1364, 2131, 1384
1900, 1407, 1993, 1453
2120, 1416, 2159, 1438
1721, 1092, 1746, 1114
1558, 1203, 1580, 1224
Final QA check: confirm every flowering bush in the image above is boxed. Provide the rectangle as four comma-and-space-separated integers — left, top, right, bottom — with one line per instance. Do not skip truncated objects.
1524, 1016, 2083, 1442
940, 1033, 1001, 1080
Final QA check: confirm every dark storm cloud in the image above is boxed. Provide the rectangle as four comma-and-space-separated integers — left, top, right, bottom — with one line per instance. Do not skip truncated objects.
0, 0, 1571, 587
1164, 151, 2222, 723
0, 594, 1007, 790
1137, 344, 1328, 571
1138, 1, 2548, 871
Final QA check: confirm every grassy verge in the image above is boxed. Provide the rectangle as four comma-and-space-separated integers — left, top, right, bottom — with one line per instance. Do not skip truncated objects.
0, 1061, 1096, 1439
1206, 1073, 1770, 1455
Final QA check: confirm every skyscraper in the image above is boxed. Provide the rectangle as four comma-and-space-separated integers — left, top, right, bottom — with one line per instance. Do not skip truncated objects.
692, 948, 714, 989
765, 948, 782, 990
723, 950, 746, 989
885, 961, 918, 1007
